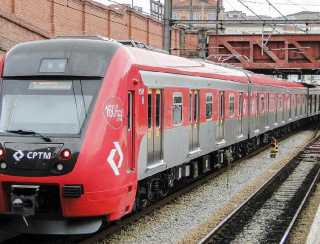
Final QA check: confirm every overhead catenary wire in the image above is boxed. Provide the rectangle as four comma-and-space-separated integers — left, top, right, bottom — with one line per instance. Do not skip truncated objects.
242, 0, 320, 7
236, 0, 280, 33
264, 0, 307, 33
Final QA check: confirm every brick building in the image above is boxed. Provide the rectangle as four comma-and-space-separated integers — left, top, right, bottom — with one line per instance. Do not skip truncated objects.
0, 0, 181, 55
172, 0, 222, 27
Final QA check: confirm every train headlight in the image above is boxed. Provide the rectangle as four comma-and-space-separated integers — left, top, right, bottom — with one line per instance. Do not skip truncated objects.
0, 162, 7, 170
0, 148, 5, 159
56, 163, 64, 172
60, 149, 72, 160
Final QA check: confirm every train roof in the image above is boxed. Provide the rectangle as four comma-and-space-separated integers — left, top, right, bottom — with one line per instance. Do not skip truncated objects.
3, 38, 122, 78
2, 37, 306, 89
127, 46, 305, 89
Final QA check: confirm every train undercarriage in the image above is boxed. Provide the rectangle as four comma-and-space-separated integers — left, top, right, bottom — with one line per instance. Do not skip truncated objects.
134, 117, 316, 212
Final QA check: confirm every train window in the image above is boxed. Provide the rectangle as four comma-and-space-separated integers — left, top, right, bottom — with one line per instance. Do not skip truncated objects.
0, 79, 101, 135
219, 91, 225, 118
206, 93, 213, 119
173, 93, 183, 125
148, 93, 152, 128
128, 92, 132, 130
229, 95, 235, 115
156, 93, 161, 127
194, 93, 199, 122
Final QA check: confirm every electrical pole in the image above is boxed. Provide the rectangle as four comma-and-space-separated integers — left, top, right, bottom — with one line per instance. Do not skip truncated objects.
163, 0, 172, 53
216, 0, 221, 35
189, 0, 193, 28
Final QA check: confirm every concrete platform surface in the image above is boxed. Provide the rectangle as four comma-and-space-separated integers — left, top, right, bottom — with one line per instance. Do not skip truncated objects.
306, 202, 320, 244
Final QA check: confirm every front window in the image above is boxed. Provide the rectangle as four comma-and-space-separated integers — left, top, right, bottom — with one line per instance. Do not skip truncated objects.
0, 79, 101, 135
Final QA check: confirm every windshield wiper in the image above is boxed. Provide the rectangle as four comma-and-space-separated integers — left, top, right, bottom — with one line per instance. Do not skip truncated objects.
6, 129, 52, 142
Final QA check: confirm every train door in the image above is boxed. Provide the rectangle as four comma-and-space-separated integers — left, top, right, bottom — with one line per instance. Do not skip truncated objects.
239, 92, 244, 135
275, 94, 278, 123
128, 91, 134, 170
147, 89, 163, 164
265, 93, 269, 127
282, 94, 286, 122
217, 91, 225, 141
259, 94, 265, 129
289, 95, 292, 119
256, 94, 260, 129
189, 90, 200, 151
295, 95, 298, 117
309, 95, 312, 114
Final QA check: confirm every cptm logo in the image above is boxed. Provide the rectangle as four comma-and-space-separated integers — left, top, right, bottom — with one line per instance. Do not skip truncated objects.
13, 150, 24, 161
107, 142, 123, 176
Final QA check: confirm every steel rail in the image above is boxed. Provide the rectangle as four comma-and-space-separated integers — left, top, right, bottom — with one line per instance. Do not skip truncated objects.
279, 165, 320, 244
199, 131, 320, 244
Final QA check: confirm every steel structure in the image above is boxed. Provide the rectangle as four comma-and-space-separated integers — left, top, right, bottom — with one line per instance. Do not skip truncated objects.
208, 34, 320, 72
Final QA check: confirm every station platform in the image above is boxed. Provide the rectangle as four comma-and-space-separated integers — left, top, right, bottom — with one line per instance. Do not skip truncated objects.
306, 202, 320, 244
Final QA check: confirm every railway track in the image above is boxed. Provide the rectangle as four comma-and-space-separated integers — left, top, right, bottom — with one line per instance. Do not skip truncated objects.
4, 128, 316, 244
199, 135, 320, 244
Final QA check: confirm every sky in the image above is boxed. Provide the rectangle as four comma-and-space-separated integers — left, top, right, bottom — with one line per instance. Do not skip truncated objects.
94, 0, 320, 18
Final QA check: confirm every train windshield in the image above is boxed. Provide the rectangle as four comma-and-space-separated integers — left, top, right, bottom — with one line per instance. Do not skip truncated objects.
0, 79, 101, 135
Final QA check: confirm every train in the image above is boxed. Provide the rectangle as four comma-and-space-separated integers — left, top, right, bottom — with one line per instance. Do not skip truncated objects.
0, 36, 319, 235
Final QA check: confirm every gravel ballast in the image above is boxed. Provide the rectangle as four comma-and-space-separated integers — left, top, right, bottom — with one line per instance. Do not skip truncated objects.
98, 130, 314, 244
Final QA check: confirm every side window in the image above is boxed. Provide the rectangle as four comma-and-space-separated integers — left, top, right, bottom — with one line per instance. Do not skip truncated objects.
173, 93, 183, 125
229, 95, 235, 116
205, 93, 213, 119
156, 93, 161, 127
194, 92, 199, 122
128, 92, 132, 129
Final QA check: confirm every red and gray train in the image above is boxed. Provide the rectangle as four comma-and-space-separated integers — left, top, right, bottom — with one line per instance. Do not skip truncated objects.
0, 37, 319, 235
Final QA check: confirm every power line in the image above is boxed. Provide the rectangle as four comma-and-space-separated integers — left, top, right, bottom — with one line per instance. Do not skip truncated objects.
286, 0, 310, 12
264, 0, 307, 33
236, 0, 265, 21
242, 0, 320, 7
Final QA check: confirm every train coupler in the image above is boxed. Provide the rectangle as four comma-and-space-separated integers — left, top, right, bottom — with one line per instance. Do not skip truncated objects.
10, 185, 40, 217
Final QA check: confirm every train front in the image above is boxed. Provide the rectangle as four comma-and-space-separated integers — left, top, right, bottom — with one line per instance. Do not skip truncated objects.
0, 38, 137, 234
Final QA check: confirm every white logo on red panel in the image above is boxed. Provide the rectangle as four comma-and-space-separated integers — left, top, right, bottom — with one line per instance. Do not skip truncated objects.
107, 142, 123, 176
104, 97, 124, 129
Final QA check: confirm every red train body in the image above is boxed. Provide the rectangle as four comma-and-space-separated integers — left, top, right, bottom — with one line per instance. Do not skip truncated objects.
0, 37, 318, 234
